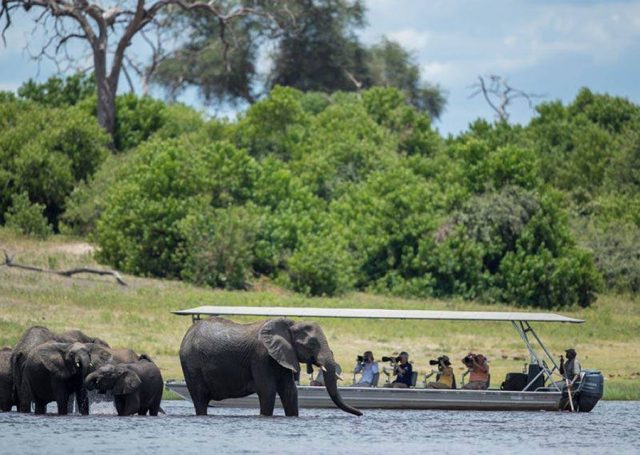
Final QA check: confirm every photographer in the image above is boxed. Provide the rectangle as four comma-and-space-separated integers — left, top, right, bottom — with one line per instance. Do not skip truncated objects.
426, 355, 456, 389
461, 353, 489, 390
383, 351, 413, 388
353, 351, 379, 386
557, 348, 581, 388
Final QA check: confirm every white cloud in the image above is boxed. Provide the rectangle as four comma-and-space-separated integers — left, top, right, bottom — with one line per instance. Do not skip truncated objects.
387, 28, 429, 51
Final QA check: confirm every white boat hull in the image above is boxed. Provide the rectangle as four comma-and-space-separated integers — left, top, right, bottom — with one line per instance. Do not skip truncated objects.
165, 381, 563, 411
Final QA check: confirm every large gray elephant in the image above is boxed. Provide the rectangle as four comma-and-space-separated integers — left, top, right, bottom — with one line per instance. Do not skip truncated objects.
0, 347, 17, 412
11, 326, 110, 412
179, 317, 362, 417
22, 341, 112, 415
85, 356, 163, 416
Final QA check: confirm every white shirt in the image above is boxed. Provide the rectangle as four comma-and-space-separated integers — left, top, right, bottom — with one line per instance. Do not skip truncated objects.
354, 361, 379, 385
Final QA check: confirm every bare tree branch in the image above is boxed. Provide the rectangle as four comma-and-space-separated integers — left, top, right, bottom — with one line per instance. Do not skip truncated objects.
0, 0, 296, 138
469, 74, 545, 122
2, 250, 127, 286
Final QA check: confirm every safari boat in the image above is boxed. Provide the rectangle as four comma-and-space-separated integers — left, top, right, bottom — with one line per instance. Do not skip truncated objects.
165, 306, 604, 412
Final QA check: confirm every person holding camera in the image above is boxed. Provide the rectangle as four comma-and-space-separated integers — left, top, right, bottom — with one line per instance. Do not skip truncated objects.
557, 348, 581, 388
383, 351, 413, 388
353, 351, 379, 386
426, 355, 456, 389
461, 353, 490, 390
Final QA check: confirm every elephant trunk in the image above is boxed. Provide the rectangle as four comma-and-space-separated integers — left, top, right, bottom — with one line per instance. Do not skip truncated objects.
84, 371, 98, 391
320, 360, 362, 417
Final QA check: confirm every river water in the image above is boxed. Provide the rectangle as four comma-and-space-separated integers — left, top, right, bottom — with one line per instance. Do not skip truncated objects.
0, 400, 637, 454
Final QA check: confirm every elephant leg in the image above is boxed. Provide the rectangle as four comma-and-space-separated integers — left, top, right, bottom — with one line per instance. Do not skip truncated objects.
277, 371, 298, 417
114, 395, 127, 416
121, 394, 140, 417
76, 388, 89, 415
56, 392, 70, 415
187, 381, 209, 416
34, 401, 47, 415
257, 389, 276, 416
18, 381, 32, 413
148, 395, 161, 416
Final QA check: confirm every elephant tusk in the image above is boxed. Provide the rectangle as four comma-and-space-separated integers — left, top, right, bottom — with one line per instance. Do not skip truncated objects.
336, 373, 344, 381
320, 365, 327, 373
76, 362, 81, 368
89, 362, 93, 367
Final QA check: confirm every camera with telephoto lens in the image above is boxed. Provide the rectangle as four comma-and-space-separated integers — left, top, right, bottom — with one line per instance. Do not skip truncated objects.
463, 354, 476, 366
429, 359, 440, 366
382, 355, 401, 363
357, 355, 365, 363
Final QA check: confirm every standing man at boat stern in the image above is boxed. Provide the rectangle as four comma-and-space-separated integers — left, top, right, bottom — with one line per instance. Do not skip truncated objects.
559, 348, 581, 387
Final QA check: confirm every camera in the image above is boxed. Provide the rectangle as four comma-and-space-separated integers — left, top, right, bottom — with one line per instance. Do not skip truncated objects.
357, 355, 365, 363
382, 355, 401, 363
463, 354, 476, 365
429, 359, 440, 366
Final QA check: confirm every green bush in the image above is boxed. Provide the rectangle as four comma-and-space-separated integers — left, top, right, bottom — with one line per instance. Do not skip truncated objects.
499, 246, 600, 308
180, 205, 262, 290
95, 138, 257, 277
577, 221, 640, 294
286, 230, 356, 296
5, 192, 53, 239
0, 99, 109, 228
114, 94, 168, 151
17, 73, 95, 107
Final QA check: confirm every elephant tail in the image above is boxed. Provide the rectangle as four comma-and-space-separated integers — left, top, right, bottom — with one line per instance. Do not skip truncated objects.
159, 406, 166, 415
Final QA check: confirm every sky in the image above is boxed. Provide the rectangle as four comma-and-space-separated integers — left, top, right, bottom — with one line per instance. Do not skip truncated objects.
1, 0, 640, 135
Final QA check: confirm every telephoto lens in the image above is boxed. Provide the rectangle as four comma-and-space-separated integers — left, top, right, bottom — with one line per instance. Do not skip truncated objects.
357, 355, 364, 362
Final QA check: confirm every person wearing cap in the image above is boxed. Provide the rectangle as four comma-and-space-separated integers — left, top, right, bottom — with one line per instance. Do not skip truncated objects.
426, 355, 456, 389
559, 348, 581, 386
387, 352, 413, 388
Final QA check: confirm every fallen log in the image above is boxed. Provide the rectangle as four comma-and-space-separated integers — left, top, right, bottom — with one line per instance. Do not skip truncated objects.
1, 250, 127, 286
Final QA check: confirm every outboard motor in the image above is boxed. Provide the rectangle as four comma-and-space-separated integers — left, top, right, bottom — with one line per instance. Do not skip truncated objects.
575, 370, 604, 412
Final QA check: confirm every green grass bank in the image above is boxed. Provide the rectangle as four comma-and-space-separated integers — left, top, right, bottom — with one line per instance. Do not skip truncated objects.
1, 230, 637, 400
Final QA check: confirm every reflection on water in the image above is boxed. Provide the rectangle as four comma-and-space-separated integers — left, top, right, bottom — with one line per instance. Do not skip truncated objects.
0, 401, 637, 454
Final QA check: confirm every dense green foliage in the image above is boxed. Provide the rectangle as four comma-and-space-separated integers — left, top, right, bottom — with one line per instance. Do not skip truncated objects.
4, 192, 53, 239
2, 80, 638, 308
0, 96, 109, 229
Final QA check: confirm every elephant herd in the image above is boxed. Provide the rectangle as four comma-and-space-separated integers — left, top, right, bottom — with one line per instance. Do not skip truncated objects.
0, 326, 163, 416
1, 317, 362, 417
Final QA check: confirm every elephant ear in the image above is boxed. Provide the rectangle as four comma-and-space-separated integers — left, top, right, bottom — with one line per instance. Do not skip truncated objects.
40, 347, 71, 379
259, 319, 300, 373
114, 370, 142, 395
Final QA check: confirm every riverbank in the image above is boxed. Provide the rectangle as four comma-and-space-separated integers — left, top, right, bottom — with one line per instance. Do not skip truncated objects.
1, 230, 637, 400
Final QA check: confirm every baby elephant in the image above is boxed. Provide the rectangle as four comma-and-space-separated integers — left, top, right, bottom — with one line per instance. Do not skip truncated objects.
85, 356, 163, 416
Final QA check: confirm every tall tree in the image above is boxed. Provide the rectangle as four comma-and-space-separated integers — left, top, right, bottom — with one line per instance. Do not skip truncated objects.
0, 0, 294, 139
364, 38, 445, 119
152, 1, 447, 118
268, 0, 367, 92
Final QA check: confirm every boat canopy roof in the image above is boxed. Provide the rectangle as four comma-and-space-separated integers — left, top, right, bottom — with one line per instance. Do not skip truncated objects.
173, 306, 584, 323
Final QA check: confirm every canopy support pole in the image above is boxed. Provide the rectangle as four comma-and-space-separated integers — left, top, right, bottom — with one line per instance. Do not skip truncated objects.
512, 321, 562, 391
